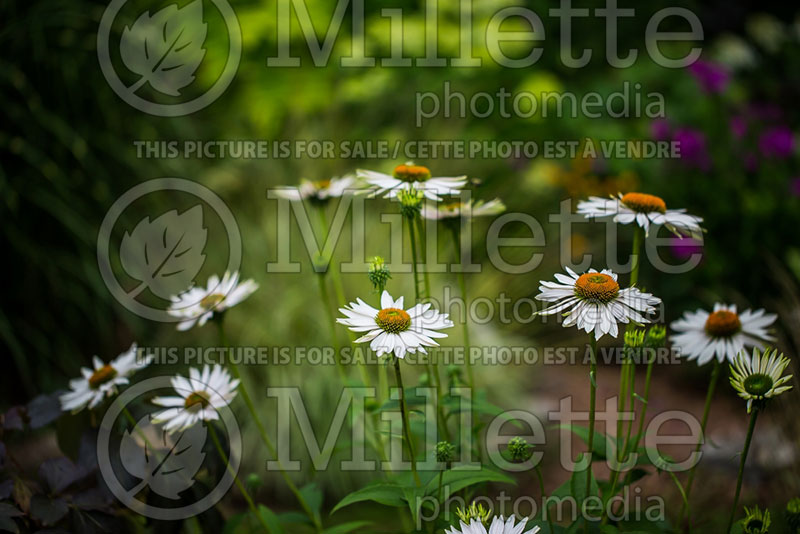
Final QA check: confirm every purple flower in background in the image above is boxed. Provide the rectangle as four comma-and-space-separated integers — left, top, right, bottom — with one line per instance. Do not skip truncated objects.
651, 119, 671, 141
688, 60, 729, 94
670, 237, 704, 260
674, 127, 711, 171
730, 116, 747, 140
759, 126, 794, 159
790, 177, 800, 197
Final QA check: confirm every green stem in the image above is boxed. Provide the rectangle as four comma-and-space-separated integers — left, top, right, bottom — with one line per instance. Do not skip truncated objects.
450, 226, 474, 390
725, 408, 759, 534
394, 357, 421, 487
584, 335, 598, 534
630, 227, 644, 288
437, 470, 444, 507
207, 423, 271, 533
316, 273, 347, 383
406, 216, 422, 302
535, 464, 555, 534
217, 321, 322, 532
681, 359, 721, 526
415, 216, 431, 300
317, 206, 348, 316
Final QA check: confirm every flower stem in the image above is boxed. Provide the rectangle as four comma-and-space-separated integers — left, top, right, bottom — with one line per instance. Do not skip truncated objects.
680, 359, 721, 527
207, 423, 271, 533
217, 321, 322, 532
630, 227, 644, 287
725, 407, 759, 534
585, 335, 598, 531
316, 272, 347, 383
394, 357, 421, 487
450, 225, 474, 390
415, 216, 431, 299
535, 464, 555, 534
406, 216, 422, 302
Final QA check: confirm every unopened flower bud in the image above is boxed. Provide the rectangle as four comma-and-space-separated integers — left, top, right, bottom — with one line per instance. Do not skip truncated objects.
742, 506, 771, 534
398, 188, 424, 219
368, 256, 391, 293
508, 436, 532, 463
645, 325, 667, 348
435, 441, 455, 466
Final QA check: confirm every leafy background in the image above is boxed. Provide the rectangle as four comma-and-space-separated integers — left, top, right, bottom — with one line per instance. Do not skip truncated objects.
1, 0, 800, 532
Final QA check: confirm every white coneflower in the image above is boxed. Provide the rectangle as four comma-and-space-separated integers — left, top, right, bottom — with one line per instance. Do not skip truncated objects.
358, 163, 467, 202
167, 271, 258, 331
534, 267, 661, 340
730, 347, 793, 413
151, 365, 239, 433
60, 344, 151, 413
446, 516, 538, 534
272, 175, 361, 204
337, 290, 453, 359
670, 304, 776, 365
577, 192, 704, 238
421, 198, 506, 220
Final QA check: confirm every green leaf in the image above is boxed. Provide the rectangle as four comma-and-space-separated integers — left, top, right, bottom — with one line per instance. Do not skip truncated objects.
258, 505, 286, 534
322, 521, 373, 534
331, 483, 406, 514
442, 395, 523, 429
402, 486, 424, 526
558, 424, 616, 461
300, 482, 323, 524
569, 460, 600, 505
424, 468, 515, 496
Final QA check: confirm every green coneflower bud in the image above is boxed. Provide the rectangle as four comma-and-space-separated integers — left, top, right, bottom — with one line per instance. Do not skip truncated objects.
507, 436, 532, 463
435, 441, 455, 467
645, 325, 667, 348
368, 256, 391, 293
786, 498, 800, 532
741, 506, 771, 534
624, 328, 645, 349
456, 502, 492, 526
398, 188, 424, 219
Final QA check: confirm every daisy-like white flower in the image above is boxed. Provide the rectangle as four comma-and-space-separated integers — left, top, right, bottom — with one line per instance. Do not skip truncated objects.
534, 267, 661, 340
60, 343, 151, 413
337, 290, 454, 359
421, 198, 506, 220
358, 163, 467, 202
670, 304, 776, 365
272, 175, 360, 204
167, 271, 259, 331
445, 516, 538, 534
730, 347, 793, 413
577, 192, 704, 238
151, 365, 239, 433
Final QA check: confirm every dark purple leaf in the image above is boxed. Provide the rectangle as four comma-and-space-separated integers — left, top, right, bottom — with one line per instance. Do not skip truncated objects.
0, 515, 19, 534
0, 480, 13, 500
38, 458, 84, 494
30, 496, 69, 526
3, 408, 24, 432
71, 487, 112, 512
27, 392, 64, 430
0, 503, 23, 518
